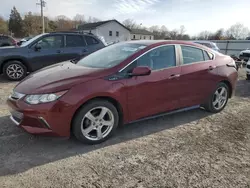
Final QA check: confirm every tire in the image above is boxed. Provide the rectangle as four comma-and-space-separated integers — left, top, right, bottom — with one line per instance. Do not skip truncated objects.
3, 60, 27, 81
72, 100, 119, 144
247, 75, 250, 80
203, 82, 229, 113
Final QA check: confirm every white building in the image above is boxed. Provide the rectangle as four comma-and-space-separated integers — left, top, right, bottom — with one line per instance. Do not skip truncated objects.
77, 20, 131, 44
130, 29, 154, 40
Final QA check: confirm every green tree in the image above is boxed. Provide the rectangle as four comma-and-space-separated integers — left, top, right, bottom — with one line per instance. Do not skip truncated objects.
0, 16, 8, 34
23, 12, 41, 36
9, 6, 23, 37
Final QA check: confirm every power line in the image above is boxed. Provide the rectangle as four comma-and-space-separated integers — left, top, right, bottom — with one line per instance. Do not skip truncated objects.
36, 0, 46, 33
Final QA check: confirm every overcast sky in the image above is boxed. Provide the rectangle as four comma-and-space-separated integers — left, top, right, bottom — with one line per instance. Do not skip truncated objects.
1, 0, 250, 35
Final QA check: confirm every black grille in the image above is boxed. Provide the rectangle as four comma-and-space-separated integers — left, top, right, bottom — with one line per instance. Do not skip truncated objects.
247, 65, 250, 69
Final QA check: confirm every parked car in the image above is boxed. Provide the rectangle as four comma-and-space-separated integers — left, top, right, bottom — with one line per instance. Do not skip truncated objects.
239, 49, 250, 62
0, 35, 17, 47
0, 32, 105, 80
192, 41, 220, 52
246, 59, 250, 80
7, 40, 238, 144
17, 36, 33, 46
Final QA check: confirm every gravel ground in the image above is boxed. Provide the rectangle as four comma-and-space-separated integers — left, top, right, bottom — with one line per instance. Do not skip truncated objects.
0, 69, 250, 188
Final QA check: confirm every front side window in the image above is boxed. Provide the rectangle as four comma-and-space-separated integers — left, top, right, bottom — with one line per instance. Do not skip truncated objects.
35, 35, 63, 49
123, 45, 176, 73
66, 35, 86, 47
181, 46, 204, 64
77, 43, 146, 68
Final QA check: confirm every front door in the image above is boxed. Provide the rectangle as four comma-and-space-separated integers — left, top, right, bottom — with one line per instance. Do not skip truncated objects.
28, 35, 64, 71
122, 45, 182, 121
178, 45, 218, 108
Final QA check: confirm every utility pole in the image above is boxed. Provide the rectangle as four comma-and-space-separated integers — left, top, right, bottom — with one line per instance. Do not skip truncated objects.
37, 0, 46, 33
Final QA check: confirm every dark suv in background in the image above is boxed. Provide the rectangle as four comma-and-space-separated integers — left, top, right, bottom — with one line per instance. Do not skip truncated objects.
0, 35, 17, 47
0, 32, 105, 80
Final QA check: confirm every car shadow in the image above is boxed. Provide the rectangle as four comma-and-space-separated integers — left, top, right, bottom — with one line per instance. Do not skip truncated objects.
235, 79, 250, 97
0, 108, 211, 176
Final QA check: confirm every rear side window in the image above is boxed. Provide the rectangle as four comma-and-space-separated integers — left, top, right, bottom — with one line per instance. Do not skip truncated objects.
66, 35, 86, 47
181, 46, 204, 64
203, 51, 211, 60
85, 36, 99, 45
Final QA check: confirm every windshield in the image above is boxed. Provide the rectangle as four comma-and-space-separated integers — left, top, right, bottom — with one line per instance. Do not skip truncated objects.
77, 43, 147, 68
20, 33, 47, 47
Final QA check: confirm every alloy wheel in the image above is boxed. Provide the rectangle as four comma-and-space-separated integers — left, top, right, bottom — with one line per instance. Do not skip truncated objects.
6, 64, 24, 79
212, 86, 228, 110
81, 106, 115, 141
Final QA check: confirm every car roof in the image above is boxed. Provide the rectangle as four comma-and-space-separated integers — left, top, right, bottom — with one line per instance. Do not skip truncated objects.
122, 40, 206, 47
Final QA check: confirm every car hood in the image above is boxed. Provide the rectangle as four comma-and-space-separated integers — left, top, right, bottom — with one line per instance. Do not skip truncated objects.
14, 61, 105, 94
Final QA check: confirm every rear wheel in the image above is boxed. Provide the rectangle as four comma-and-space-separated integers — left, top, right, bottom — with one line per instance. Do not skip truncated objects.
72, 100, 119, 144
3, 60, 27, 81
203, 82, 229, 113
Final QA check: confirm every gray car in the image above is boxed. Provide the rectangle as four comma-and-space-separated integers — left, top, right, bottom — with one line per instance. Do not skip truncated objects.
192, 41, 220, 52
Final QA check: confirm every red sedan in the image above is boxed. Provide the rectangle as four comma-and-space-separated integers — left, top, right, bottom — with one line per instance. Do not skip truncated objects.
7, 40, 238, 144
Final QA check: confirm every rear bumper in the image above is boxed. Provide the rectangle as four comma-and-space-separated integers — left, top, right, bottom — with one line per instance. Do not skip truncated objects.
7, 97, 73, 137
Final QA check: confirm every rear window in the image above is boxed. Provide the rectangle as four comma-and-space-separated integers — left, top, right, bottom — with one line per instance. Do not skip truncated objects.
66, 35, 86, 47
85, 36, 99, 45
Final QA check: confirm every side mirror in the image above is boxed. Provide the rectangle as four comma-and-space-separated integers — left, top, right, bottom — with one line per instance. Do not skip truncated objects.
34, 43, 41, 51
130, 66, 151, 76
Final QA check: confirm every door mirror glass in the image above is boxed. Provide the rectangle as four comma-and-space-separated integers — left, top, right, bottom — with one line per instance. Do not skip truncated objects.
130, 66, 151, 76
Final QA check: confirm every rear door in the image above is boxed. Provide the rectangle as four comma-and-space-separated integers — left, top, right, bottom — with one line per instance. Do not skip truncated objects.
178, 45, 218, 108
123, 45, 182, 121
28, 35, 64, 70
62, 34, 89, 62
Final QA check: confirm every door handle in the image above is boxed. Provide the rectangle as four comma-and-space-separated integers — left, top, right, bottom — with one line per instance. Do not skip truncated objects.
56, 50, 61, 53
208, 65, 216, 70
169, 74, 180, 79
82, 49, 88, 53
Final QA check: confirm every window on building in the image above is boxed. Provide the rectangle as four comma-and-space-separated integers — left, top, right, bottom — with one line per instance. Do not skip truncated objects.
116, 31, 119, 37
150, 36, 151, 40
144, 36, 146, 39
133, 35, 135, 39
109, 31, 112, 36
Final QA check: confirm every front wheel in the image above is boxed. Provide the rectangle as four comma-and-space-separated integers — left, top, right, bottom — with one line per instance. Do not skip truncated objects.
203, 82, 229, 113
3, 60, 27, 81
72, 100, 119, 144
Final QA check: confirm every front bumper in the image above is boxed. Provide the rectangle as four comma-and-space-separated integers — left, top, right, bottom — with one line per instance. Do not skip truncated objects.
7, 96, 73, 137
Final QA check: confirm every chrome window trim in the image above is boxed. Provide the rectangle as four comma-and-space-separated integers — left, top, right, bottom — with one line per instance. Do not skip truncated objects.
178, 44, 216, 66
119, 44, 178, 73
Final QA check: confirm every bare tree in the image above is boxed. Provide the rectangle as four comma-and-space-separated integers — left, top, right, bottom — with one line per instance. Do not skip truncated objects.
179, 25, 186, 36
226, 23, 249, 39
122, 19, 137, 29
197, 30, 211, 40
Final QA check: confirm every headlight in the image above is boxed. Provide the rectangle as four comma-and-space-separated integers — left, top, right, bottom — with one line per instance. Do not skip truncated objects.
25, 90, 67, 104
